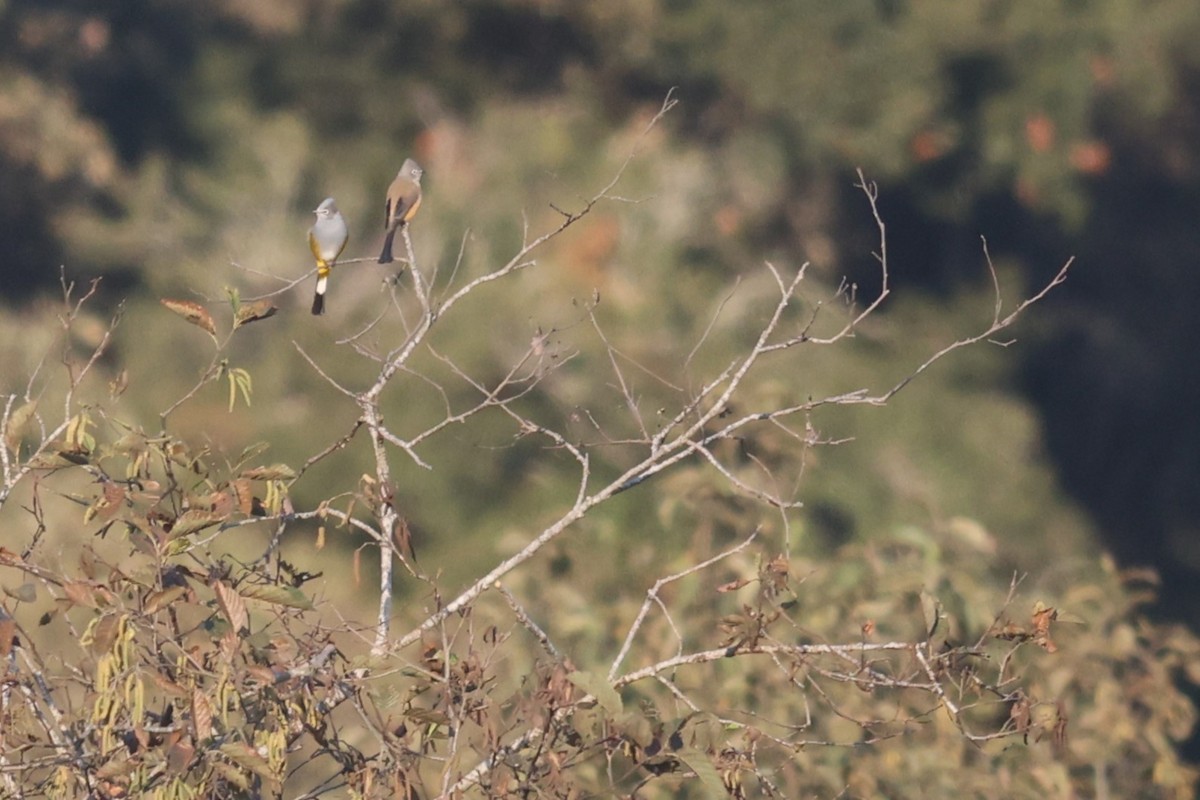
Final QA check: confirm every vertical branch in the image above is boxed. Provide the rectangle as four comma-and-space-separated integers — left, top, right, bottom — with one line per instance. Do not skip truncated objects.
362, 228, 431, 655
363, 397, 397, 656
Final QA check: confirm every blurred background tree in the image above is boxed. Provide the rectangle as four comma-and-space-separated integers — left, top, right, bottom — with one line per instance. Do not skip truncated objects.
3, 0, 1200, 790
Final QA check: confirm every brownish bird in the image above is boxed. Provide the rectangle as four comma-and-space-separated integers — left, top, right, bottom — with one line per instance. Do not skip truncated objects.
378, 158, 423, 264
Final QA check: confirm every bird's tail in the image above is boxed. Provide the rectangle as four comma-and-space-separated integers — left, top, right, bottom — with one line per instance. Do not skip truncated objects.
378, 229, 397, 264
312, 264, 330, 315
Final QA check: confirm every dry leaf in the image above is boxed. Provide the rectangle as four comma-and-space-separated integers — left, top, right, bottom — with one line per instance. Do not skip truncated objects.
167, 739, 196, 775
143, 586, 188, 614
160, 298, 216, 336
1010, 693, 1032, 742
192, 689, 213, 741
239, 464, 297, 481
231, 479, 255, 515
213, 580, 249, 633
234, 299, 279, 328
1032, 603, 1059, 653
0, 615, 15, 659
4, 400, 36, 453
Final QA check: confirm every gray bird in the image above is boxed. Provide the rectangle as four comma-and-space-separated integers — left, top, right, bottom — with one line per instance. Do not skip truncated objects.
308, 197, 349, 315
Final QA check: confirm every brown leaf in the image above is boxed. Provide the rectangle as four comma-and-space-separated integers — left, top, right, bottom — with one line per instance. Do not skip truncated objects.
150, 671, 190, 697
143, 586, 188, 615
245, 665, 281, 685
0, 615, 15, 659
192, 490, 234, 517
763, 554, 789, 589
220, 628, 239, 663
1052, 699, 1069, 755
96, 780, 128, 798
231, 479, 255, 515
1032, 603, 1059, 653
63, 580, 100, 610
167, 739, 196, 775
85, 481, 126, 524
394, 516, 417, 563
79, 546, 98, 580
716, 578, 751, 593
1010, 692, 1032, 742
213, 580, 249, 633
233, 299, 279, 328
108, 368, 129, 400
95, 756, 139, 780
192, 688, 213, 741
995, 620, 1029, 642
87, 612, 122, 655
160, 298, 216, 336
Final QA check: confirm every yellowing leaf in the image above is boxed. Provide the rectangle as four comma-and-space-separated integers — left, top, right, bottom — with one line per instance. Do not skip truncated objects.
233, 300, 279, 328
167, 509, 223, 539
210, 760, 251, 790
219, 742, 278, 782
239, 464, 296, 481
4, 400, 36, 453
226, 367, 253, 412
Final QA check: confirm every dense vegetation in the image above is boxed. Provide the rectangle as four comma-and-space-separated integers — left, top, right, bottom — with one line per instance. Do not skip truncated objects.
3, 2, 1200, 796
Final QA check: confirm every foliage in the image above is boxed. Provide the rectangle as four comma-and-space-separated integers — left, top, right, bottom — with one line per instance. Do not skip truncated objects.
1, 119, 1196, 799
8, 2, 1200, 609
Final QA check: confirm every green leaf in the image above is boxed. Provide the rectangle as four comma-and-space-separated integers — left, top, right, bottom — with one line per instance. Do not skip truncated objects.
238, 583, 314, 611
567, 671, 623, 716
676, 748, 727, 799
3, 582, 37, 603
